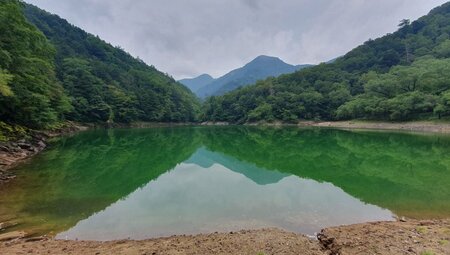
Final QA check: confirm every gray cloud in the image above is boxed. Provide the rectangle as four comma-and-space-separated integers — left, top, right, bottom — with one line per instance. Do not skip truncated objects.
25, 0, 448, 79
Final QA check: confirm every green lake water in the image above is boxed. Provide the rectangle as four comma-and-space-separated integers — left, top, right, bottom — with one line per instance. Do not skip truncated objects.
1, 126, 449, 240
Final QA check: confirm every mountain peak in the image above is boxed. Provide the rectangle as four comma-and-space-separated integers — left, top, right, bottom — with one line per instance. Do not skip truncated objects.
249, 55, 284, 64
195, 55, 310, 98
197, 73, 213, 79
178, 73, 214, 93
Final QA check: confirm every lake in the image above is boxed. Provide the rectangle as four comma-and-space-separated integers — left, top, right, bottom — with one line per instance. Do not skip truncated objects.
1, 126, 449, 240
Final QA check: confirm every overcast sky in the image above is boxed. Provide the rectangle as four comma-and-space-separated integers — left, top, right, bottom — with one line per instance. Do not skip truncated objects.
25, 0, 448, 79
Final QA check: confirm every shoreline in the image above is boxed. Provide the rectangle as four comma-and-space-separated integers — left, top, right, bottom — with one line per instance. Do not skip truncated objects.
2, 120, 450, 183
297, 120, 450, 134
0, 122, 88, 184
203, 120, 450, 133
1, 218, 448, 254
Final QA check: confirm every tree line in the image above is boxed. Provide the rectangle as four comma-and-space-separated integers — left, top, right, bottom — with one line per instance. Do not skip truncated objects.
201, 2, 450, 123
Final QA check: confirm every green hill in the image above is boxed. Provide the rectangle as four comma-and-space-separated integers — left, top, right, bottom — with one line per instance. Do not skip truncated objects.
202, 2, 450, 123
0, 0, 200, 131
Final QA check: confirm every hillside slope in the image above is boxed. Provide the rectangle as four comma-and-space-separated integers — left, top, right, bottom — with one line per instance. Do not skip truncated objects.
22, 3, 199, 124
202, 2, 450, 123
196, 55, 311, 98
0, 0, 70, 129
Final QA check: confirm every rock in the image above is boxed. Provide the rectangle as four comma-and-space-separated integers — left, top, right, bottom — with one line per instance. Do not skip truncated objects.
24, 236, 47, 242
0, 231, 26, 241
400, 217, 407, 222
37, 141, 46, 148
0, 222, 18, 230
419, 220, 434, 226
17, 143, 33, 150
0, 145, 11, 152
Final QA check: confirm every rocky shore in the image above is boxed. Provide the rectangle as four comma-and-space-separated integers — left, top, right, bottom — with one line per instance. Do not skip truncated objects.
0, 122, 88, 184
0, 219, 448, 255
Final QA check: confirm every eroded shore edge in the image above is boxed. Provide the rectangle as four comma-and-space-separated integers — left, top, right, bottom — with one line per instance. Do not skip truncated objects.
0, 219, 449, 255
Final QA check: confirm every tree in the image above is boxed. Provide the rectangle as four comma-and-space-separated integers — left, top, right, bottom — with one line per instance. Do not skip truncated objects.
398, 19, 411, 28
0, 70, 13, 96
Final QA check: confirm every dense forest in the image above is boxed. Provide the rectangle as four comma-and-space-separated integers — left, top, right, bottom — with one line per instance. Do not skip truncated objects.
0, 0, 199, 131
202, 2, 450, 123
1, 0, 450, 136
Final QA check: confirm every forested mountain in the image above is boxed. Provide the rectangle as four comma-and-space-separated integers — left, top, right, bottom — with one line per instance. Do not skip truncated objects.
179, 74, 214, 94
0, 0, 70, 128
24, 3, 200, 124
195, 55, 311, 98
202, 2, 450, 123
0, 0, 199, 131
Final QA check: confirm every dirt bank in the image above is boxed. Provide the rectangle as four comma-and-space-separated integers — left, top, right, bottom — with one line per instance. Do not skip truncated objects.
319, 219, 450, 255
299, 120, 450, 134
1, 219, 448, 255
0, 122, 88, 184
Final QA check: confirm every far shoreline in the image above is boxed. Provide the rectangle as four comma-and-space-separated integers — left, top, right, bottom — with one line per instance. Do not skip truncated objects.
297, 120, 450, 134
2, 120, 450, 183
200, 120, 450, 134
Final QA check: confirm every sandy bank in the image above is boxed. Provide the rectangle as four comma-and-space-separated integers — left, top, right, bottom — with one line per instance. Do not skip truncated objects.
1, 219, 448, 255
298, 120, 450, 134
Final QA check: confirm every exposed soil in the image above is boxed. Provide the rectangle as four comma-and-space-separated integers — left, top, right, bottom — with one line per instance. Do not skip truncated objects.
299, 120, 450, 134
0, 229, 323, 255
318, 219, 450, 255
1, 219, 448, 255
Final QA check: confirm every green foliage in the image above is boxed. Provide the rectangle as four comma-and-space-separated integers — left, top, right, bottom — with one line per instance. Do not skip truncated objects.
434, 39, 450, 58
0, 0, 71, 128
338, 58, 450, 120
202, 2, 450, 123
24, 4, 200, 124
1, 0, 199, 130
0, 69, 13, 96
0, 121, 29, 142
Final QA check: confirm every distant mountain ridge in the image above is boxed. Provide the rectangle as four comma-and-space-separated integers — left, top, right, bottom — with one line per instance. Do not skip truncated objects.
179, 55, 311, 98
179, 74, 214, 93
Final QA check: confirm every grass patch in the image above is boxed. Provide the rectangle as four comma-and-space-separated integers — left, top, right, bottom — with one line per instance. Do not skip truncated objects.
439, 239, 449, 245
420, 251, 435, 255
440, 228, 450, 234
416, 226, 428, 234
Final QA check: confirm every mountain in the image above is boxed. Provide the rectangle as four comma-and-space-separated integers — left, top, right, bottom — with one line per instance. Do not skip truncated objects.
195, 55, 311, 98
202, 2, 450, 123
0, 1, 199, 131
23, 3, 200, 124
179, 74, 214, 94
